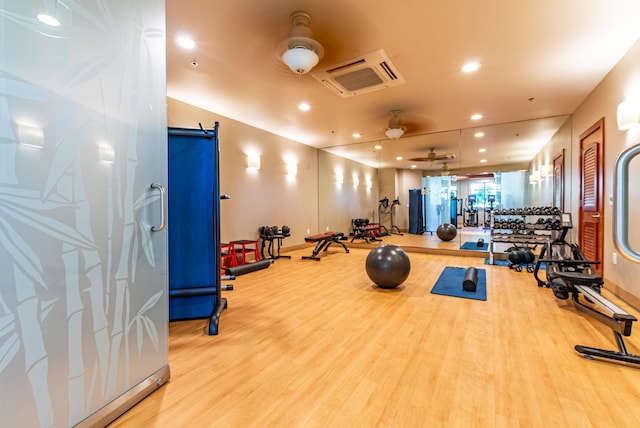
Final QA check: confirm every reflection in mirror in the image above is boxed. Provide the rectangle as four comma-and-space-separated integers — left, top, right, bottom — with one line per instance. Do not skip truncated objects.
319, 115, 572, 253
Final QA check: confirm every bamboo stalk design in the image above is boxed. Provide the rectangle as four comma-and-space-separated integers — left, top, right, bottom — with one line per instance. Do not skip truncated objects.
0, 2, 167, 426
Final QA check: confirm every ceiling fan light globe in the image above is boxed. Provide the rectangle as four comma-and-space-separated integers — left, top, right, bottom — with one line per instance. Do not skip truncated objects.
282, 47, 319, 75
385, 127, 405, 139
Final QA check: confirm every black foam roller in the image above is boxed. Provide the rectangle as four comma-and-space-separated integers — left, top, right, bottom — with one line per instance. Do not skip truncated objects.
462, 267, 478, 292
225, 259, 272, 276
169, 286, 218, 297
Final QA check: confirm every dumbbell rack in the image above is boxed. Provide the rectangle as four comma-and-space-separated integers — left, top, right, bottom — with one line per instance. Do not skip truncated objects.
488, 206, 563, 265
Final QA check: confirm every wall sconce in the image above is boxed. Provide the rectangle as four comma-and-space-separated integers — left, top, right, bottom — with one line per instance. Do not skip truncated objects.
17, 124, 45, 148
98, 143, 115, 164
287, 161, 297, 176
366, 179, 373, 189
617, 99, 640, 130
335, 173, 343, 184
352, 175, 359, 187
529, 169, 540, 184
37, 1, 72, 27
541, 164, 552, 178
247, 154, 261, 170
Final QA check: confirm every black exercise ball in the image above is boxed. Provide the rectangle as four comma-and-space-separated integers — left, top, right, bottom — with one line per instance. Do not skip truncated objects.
521, 249, 535, 264
436, 223, 457, 241
508, 249, 524, 264
365, 244, 411, 289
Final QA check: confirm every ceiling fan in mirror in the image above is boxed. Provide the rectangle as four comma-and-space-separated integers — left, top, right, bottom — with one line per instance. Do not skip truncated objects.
408, 147, 457, 163
441, 162, 451, 176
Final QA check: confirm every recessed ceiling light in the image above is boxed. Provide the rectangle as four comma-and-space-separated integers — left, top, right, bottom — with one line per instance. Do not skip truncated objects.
461, 62, 480, 73
471, 114, 483, 121
37, 14, 60, 27
478, 148, 486, 153
352, 133, 361, 138
374, 145, 382, 150
474, 131, 485, 138
480, 159, 487, 163
396, 156, 403, 161
298, 103, 310, 111
177, 36, 196, 49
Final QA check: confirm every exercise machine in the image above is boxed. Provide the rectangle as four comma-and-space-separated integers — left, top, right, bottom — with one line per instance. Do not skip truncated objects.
484, 194, 495, 230
378, 196, 403, 235
390, 198, 403, 235
533, 213, 640, 366
168, 123, 230, 335
464, 195, 478, 227
302, 231, 350, 260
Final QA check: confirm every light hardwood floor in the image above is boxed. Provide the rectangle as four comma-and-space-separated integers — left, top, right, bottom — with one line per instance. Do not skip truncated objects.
110, 245, 640, 427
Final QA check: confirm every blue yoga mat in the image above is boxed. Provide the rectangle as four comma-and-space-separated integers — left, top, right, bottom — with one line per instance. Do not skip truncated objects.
431, 266, 487, 301
461, 241, 488, 250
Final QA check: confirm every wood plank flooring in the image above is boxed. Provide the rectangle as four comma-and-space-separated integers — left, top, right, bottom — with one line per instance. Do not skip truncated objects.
110, 245, 640, 427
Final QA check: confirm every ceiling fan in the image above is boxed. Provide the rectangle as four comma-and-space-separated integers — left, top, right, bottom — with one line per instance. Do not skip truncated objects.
385, 109, 406, 139
441, 162, 451, 176
408, 147, 457, 163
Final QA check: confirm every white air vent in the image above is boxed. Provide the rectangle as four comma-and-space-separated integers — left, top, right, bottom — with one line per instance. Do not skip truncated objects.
310, 49, 405, 97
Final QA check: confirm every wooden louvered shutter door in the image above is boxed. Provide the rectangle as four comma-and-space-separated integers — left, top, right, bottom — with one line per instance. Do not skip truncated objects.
579, 119, 604, 275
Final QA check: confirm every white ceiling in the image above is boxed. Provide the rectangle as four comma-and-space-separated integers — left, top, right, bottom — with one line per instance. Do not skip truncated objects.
166, 0, 640, 172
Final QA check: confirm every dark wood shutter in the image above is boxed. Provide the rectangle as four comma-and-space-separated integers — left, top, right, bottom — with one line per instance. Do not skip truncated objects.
581, 144, 599, 262
582, 145, 598, 210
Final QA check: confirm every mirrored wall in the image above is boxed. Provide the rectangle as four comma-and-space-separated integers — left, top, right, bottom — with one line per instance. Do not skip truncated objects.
318, 115, 572, 250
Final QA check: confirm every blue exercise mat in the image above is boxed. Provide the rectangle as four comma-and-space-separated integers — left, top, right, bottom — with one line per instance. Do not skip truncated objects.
430, 266, 487, 301
461, 241, 488, 250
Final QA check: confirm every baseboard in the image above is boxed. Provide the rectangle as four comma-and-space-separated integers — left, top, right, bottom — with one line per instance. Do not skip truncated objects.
74, 364, 170, 427
281, 243, 309, 252
604, 280, 640, 313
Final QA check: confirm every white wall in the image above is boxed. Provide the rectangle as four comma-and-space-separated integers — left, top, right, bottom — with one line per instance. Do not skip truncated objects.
529, 117, 572, 209
318, 150, 379, 234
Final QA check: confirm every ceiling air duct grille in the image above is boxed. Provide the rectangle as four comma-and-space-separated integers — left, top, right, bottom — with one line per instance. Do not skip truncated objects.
310, 49, 405, 97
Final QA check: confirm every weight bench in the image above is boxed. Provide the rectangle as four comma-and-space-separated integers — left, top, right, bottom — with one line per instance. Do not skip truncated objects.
302, 231, 350, 261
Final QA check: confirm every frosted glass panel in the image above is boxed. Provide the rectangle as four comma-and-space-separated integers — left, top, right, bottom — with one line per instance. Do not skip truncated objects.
0, 1, 168, 426
500, 171, 527, 209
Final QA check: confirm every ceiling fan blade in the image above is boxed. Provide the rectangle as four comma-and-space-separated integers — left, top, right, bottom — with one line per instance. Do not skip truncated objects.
434, 153, 456, 160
